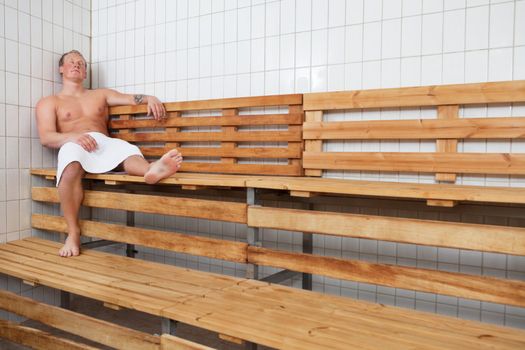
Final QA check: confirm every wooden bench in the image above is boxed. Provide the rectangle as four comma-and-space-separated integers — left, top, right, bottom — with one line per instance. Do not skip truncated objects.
0, 290, 212, 350
3, 83, 525, 349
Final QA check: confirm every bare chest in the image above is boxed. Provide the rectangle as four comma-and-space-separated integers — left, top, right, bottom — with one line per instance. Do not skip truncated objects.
56, 94, 108, 126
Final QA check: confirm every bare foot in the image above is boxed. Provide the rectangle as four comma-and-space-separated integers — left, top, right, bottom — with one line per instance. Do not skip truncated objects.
144, 150, 183, 184
59, 233, 80, 257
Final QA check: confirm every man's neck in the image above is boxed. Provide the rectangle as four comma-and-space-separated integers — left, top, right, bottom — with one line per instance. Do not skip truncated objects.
60, 79, 86, 97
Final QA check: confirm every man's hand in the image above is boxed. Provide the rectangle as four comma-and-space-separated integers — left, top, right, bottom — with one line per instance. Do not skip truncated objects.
146, 96, 167, 121
71, 133, 98, 152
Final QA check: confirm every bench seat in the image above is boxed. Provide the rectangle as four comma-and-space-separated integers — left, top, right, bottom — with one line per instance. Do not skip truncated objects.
1, 237, 525, 350
32, 168, 525, 205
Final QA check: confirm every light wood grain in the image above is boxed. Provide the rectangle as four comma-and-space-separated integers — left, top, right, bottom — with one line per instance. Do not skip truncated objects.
303, 151, 525, 175
0, 320, 99, 350
302, 117, 525, 140
110, 94, 303, 115
247, 246, 525, 307
32, 187, 247, 223
0, 289, 160, 350
303, 80, 525, 110
247, 206, 525, 255
32, 214, 248, 262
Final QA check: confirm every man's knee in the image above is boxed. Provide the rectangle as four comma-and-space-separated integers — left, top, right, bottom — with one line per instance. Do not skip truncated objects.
60, 162, 84, 184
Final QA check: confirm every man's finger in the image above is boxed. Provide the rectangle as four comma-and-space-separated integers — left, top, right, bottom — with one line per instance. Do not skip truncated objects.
147, 104, 152, 116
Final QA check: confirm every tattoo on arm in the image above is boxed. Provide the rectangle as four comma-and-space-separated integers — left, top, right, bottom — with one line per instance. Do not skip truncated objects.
134, 94, 144, 104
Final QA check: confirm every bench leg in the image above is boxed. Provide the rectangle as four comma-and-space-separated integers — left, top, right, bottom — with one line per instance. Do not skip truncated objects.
161, 318, 178, 336
245, 341, 258, 350
246, 188, 260, 280
126, 210, 137, 258
302, 202, 314, 290
302, 232, 313, 290
60, 291, 70, 309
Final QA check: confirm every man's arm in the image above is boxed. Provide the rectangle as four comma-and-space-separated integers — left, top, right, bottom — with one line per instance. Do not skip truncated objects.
35, 97, 97, 151
103, 89, 166, 120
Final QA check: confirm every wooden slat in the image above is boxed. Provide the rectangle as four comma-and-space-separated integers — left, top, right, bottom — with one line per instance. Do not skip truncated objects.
109, 113, 303, 129
31, 187, 247, 223
30, 168, 253, 187
247, 206, 525, 255
221, 109, 239, 164
0, 320, 99, 350
303, 152, 525, 175
32, 214, 248, 263
436, 105, 459, 181
114, 130, 301, 142
0, 289, 160, 350
179, 162, 302, 176
247, 246, 525, 307
110, 94, 303, 115
304, 111, 323, 176
166, 111, 182, 150
30, 168, 525, 205
303, 117, 525, 140
161, 334, 215, 350
140, 146, 302, 159
303, 80, 525, 110
288, 105, 304, 175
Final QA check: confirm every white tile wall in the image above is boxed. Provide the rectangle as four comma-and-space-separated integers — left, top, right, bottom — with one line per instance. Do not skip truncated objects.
0, 0, 91, 319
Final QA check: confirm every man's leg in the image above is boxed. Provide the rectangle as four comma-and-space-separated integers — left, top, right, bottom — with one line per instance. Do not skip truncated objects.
123, 150, 182, 184
57, 162, 85, 257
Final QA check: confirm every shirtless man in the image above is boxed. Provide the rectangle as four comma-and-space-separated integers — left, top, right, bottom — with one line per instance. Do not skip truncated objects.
36, 50, 183, 257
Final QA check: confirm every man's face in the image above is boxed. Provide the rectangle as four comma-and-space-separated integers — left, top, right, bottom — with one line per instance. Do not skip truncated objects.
60, 53, 87, 82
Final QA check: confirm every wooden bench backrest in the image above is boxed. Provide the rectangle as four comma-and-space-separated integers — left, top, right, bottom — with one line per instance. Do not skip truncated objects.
303, 80, 525, 181
108, 94, 304, 176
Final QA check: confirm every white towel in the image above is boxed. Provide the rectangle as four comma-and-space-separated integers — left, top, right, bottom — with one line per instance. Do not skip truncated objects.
56, 131, 143, 186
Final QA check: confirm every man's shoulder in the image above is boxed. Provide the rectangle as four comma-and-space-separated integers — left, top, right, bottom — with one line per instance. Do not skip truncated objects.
36, 95, 58, 109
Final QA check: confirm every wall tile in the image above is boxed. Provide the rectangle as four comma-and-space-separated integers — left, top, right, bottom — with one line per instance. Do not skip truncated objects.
466, 5, 489, 50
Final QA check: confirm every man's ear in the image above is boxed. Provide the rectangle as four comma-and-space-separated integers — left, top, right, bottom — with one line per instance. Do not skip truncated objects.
59, 66, 64, 75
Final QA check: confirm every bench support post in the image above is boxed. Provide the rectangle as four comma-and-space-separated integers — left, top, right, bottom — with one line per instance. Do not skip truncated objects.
60, 291, 70, 309
246, 188, 259, 280
161, 318, 178, 336
126, 200, 137, 258
302, 202, 314, 290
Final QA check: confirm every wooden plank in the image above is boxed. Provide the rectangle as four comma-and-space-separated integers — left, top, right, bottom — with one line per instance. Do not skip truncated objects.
302, 117, 525, 140
103, 302, 123, 311
30, 169, 252, 187
216, 281, 525, 350
161, 334, 215, 350
32, 187, 247, 223
303, 80, 525, 110
166, 111, 182, 150
179, 162, 302, 176
218, 334, 245, 345
288, 105, 304, 175
0, 289, 160, 350
109, 113, 303, 129
30, 168, 525, 205
436, 105, 459, 181
109, 94, 303, 115
247, 246, 525, 307
244, 176, 525, 204
114, 130, 302, 142
221, 109, 239, 164
0, 320, 99, 350
303, 152, 525, 175
32, 214, 249, 263
427, 199, 458, 207
304, 111, 323, 176
247, 206, 525, 255
140, 146, 302, 159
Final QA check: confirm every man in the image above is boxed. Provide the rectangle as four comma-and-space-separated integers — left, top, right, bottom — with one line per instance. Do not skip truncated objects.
36, 50, 183, 257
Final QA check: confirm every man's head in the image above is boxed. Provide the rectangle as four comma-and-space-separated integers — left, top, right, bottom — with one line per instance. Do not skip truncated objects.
59, 50, 87, 81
